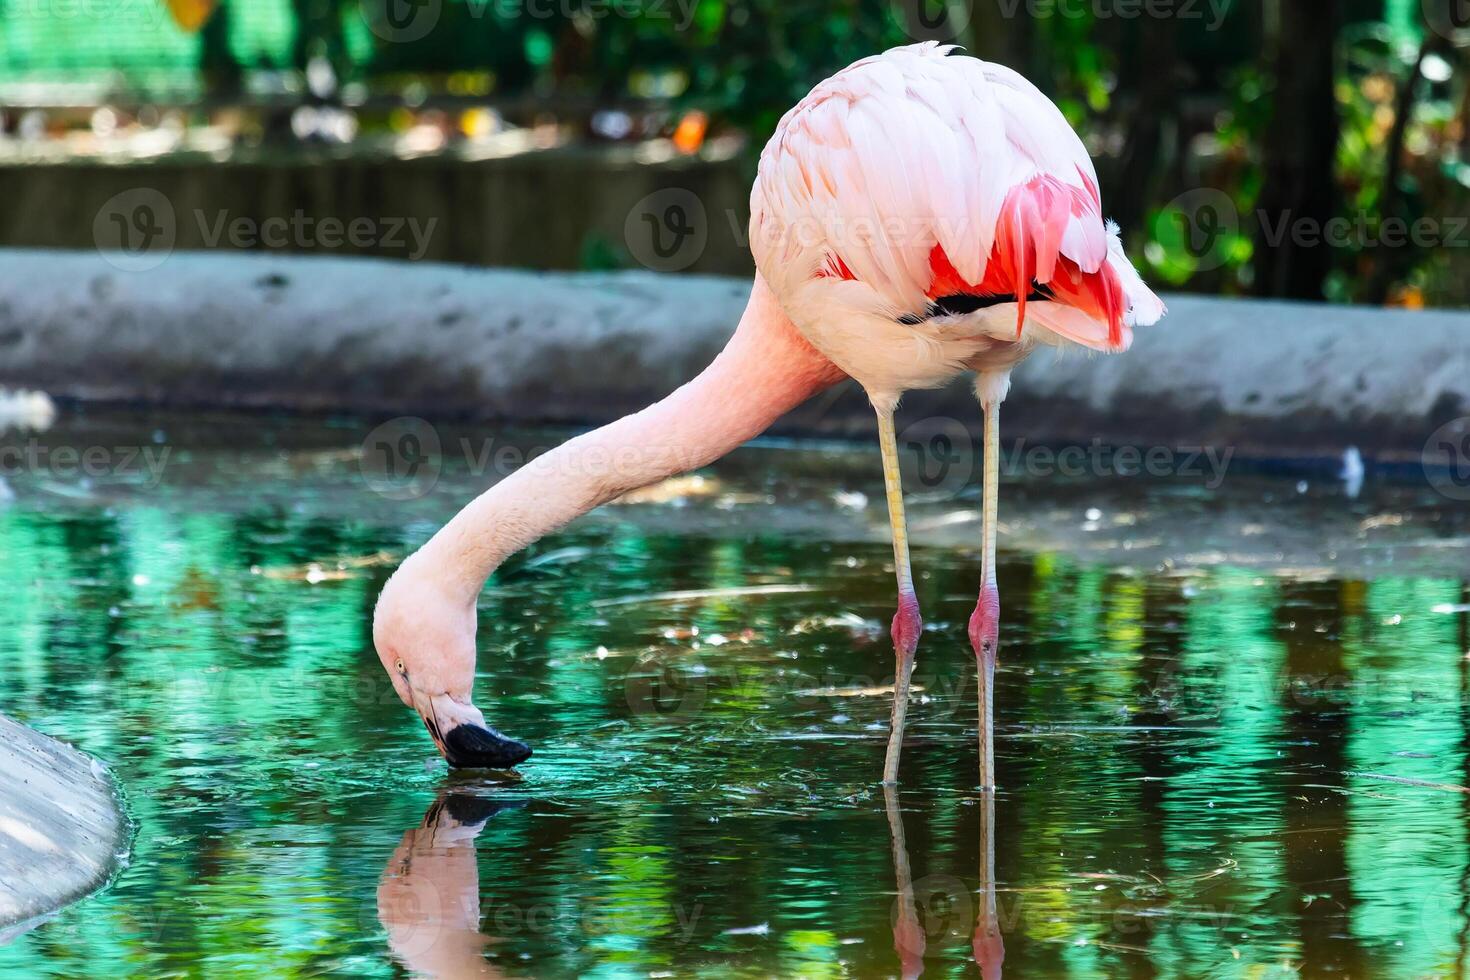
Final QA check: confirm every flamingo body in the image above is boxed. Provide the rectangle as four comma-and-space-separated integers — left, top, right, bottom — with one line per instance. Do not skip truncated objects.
750, 42, 1164, 398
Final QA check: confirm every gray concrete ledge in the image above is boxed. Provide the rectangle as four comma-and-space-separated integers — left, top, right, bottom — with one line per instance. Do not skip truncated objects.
0, 715, 126, 940
1, 249, 1467, 460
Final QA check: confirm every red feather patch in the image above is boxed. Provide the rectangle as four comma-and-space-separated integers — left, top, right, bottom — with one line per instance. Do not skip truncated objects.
927, 175, 1125, 350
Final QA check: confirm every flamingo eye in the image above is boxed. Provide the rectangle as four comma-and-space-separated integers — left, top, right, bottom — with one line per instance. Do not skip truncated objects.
395, 658, 406, 675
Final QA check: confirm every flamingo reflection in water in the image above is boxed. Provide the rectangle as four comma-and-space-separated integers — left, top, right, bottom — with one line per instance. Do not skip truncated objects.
378, 785, 1002, 975
377, 791, 523, 977
887, 787, 1005, 979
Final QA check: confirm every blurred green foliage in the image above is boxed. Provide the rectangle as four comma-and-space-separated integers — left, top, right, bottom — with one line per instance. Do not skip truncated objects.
0, 0, 1467, 304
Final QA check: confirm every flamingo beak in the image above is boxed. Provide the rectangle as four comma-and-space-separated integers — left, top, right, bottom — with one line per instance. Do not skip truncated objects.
409, 689, 533, 771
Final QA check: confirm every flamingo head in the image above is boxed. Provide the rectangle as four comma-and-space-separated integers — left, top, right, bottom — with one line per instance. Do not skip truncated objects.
372, 557, 532, 771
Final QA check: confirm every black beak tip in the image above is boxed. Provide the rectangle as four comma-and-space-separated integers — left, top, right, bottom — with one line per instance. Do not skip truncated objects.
442, 723, 533, 771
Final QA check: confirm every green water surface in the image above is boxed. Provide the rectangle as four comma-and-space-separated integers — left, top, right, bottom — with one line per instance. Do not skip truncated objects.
1, 412, 1468, 978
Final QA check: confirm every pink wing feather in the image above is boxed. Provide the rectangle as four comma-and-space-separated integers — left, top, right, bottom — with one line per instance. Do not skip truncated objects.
750, 43, 1164, 353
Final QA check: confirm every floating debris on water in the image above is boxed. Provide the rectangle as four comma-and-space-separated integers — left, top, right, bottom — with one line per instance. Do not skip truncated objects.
521, 546, 594, 569
1347, 771, 1470, 794
911, 509, 980, 531
0, 389, 56, 433
253, 552, 395, 582
791, 611, 883, 638
723, 923, 770, 936
1340, 446, 1364, 498
794, 684, 912, 698
613, 474, 720, 505
592, 584, 816, 608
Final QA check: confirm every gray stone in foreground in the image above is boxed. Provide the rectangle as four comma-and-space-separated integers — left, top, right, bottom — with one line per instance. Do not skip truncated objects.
0, 715, 126, 940
0, 249, 1466, 458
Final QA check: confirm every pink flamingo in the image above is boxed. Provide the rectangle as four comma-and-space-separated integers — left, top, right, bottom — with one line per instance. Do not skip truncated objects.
372, 42, 1165, 784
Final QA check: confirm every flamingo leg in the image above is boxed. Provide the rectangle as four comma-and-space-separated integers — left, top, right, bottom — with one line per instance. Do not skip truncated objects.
973, 787, 1005, 979
969, 393, 1001, 791
875, 404, 922, 785
885, 785, 924, 979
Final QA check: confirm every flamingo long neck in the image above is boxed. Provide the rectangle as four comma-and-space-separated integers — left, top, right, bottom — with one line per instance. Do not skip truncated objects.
415, 275, 845, 603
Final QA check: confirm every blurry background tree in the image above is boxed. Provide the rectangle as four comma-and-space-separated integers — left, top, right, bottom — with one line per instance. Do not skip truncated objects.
0, 0, 1466, 305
